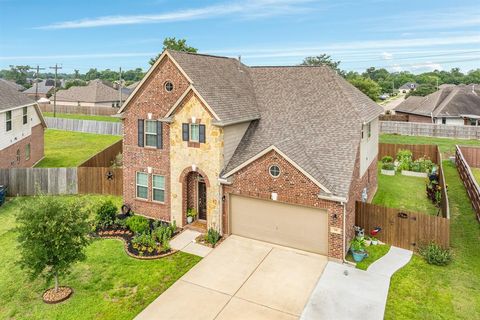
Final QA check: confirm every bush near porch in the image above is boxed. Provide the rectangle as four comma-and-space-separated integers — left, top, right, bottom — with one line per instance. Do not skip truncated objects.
0, 195, 201, 320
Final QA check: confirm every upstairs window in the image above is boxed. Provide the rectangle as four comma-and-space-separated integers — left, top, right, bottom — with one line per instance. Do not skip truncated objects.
164, 81, 174, 92
190, 124, 199, 142
25, 143, 31, 161
367, 122, 372, 138
22, 107, 28, 124
145, 120, 158, 147
6, 111, 12, 131
182, 123, 206, 144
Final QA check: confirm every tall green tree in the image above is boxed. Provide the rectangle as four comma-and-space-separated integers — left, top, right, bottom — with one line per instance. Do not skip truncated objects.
346, 75, 382, 101
149, 37, 198, 65
301, 54, 344, 75
16, 196, 90, 292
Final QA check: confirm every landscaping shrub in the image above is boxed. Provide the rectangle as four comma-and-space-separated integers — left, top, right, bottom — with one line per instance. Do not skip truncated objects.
153, 224, 173, 245
419, 242, 452, 266
131, 233, 157, 253
382, 162, 395, 170
396, 149, 413, 172
205, 228, 221, 245
95, 200, 118, 229
381, 155, 393, 163
126, 215, 150, 234
410, 157, 433, 173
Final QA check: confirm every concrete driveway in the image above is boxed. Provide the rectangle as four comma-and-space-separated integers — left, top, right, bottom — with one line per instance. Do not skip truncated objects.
135, 235, 328, 320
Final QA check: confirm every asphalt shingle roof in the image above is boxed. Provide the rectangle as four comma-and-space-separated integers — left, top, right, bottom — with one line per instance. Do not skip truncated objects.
23, 80, 55, 95
0, 80, 35, 111
54, 79, 129, 103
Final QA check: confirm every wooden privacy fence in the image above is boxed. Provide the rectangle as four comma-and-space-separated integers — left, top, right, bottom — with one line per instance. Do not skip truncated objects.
45, 117, 123, 135
356, 202, 450, 250
79, 140, 123, 167
0, 168, 78, 196
381, 121, 480, 139
39, 103, 119, 116
379, 114, 409, 122
455, 146, 480, 222
77, 167, 123, 196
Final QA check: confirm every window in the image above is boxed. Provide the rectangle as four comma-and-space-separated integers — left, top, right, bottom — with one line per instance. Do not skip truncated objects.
442, 117, 446, 124
152, 175, 165, 202
367, 122, 372, 138
145, 120, 157, 147
269, 165, 281, 178
16, 149, 20, 163
6, 111, 12, 131
190, 124, 199, 142
25, 143, 30, 161
22, 107, 28, 124
164, 81, 174, 92
136, 172, 148, 199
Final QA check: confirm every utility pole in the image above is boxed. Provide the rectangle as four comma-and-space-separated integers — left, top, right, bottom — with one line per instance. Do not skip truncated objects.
34, 65, 45, 101
74, 69, 80, 80
49, 64, 62, 118
119, 67, 123, 108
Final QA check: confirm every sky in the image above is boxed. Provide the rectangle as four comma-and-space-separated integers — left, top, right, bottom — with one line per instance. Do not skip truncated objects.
0, 0, 479, 73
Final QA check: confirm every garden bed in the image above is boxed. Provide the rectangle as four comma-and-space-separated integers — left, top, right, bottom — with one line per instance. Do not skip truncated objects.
42, 287, 74, 304
194, 233, 224, 248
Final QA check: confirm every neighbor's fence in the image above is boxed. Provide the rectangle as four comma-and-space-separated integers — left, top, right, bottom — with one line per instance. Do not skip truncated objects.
38, 103, 118, 116
379, 143, 449, 218
379, 114, 409, 122
455, 145, 480, 222
356, 202, 450, 250
79, 140, 123, 167
381, 121, 480, 139
0, 168, 78, 195
77, 167, 123, 196
45, 117, 122, 136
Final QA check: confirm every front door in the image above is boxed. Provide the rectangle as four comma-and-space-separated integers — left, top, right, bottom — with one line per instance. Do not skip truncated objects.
198, 181, 207, 220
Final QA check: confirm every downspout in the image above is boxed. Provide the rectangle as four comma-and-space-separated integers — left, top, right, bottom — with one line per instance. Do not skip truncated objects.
342, 201, 347, 263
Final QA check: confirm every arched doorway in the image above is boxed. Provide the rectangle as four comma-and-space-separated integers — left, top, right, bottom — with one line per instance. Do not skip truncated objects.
180, 167, 211, 225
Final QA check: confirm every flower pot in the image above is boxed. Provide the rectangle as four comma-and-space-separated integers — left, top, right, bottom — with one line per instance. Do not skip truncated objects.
371, 240, 378, 245
352, 250, 367, 262
365, 239, 372, 246
187, 216, 193, 224
381, 169, 395, 176
401, 170, 428, 178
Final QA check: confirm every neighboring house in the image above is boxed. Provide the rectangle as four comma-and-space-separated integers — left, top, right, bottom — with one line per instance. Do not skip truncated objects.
0, 80, 46, 168
118, 50, 383, 261
53, 79, 129, 108
395, 84, 480, 125
0, 79, 25, 91
399, 82, 418, 93
23, 79, 56, 99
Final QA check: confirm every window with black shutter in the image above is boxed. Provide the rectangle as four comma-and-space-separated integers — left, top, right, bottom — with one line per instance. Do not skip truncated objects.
156, 121, 163, 149
138, 119, 144, 147
182, 123, 189, 141
199, 124, 206, 143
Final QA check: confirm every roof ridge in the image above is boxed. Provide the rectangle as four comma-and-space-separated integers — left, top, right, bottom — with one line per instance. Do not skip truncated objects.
167, 49, 236, 61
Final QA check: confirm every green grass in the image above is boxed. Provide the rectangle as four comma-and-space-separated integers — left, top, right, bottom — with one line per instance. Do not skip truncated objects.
35, 129, 122, 168
471, 167, 480, 185
43, 112, 121, 123
346, 244, 391, 271
0, 195, 201, 320
385, 161, 480, 319
380, 134, 480, 157
373, 163, 438, 215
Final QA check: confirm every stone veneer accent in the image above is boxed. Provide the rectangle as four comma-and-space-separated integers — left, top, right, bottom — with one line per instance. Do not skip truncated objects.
0, 124, 44, 168
170, 92, 223, 228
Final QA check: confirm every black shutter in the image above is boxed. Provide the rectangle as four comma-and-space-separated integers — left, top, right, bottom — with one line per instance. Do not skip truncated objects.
199, 124, 206, 143
182, 123, 189, 141
138, 119, 144, 147
156, 121, 163, 149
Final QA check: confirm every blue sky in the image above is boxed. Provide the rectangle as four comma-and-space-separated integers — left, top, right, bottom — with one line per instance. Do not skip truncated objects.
0, 0, 479, 73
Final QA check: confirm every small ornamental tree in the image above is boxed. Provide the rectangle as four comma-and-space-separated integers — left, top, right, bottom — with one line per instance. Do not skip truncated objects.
16, 196, 90, 293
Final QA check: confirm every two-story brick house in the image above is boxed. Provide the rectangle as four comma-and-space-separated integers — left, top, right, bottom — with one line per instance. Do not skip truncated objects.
0, 80, 46, 168
119, 50, 382, 260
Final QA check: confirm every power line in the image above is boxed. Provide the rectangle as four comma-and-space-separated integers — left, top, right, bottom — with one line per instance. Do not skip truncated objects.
49, 64, 62, 118
33, 65, 45, 101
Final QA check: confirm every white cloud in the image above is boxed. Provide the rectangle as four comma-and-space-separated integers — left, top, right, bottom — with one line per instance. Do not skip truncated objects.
36, 0, 315, 30
410, 62, 443, 72
381, 52, 393, 60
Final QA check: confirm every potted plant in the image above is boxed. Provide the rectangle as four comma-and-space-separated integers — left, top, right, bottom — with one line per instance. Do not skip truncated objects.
186, 208, 197, 224
371, 237, 378, 245
350, 238, 367, 262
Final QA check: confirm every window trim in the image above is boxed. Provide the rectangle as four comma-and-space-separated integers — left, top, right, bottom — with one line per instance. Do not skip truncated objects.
25, 143, 31, 161
144, 120, 158, 148
164, 81, 174, 92
136, 172, 149, 200
269, 164, 281, 178
152, 174, 166, 203
6, 110, 12, 132
190, 123, 200, 143
22, 107, 28, 125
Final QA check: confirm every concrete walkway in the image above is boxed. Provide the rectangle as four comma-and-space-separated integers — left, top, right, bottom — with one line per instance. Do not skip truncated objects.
170, 229, 212, 257
301, 246, 412, 320
135, 236, 328, 320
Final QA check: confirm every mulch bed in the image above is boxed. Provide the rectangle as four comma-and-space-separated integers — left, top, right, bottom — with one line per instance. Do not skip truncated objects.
195, 234, 223, 248
42, 287, 73, 304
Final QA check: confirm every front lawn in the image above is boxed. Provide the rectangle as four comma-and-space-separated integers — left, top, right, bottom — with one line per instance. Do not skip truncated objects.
0, 195, 201, 320
385, 161, 480, 319
471, 167, 480, 185
373, 163, 438, 215
43, 112, 121, 123
35, 129, 122, 167
346, 244, 391, 271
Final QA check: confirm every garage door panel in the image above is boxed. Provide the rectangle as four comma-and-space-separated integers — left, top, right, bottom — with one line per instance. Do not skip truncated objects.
230, 195, 328, 255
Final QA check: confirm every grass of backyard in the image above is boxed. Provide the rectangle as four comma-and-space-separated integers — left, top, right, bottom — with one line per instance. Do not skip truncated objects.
0, 195, 201, 320
373, 163, 438, 215
35, 129, 122, 168
471, 167, 480, 185
379, 134, 480, 319
43, 112, 121, 123
345, 244, 391, 270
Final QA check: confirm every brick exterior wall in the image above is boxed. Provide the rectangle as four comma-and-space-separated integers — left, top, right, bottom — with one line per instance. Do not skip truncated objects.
0, 124, 44, 168
222, 148, 378, 260
122, 55, 190, 220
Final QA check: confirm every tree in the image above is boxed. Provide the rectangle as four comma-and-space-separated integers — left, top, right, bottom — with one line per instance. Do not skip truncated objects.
64, 79, 87, 90
301, 54, 344, 75
16, 196, 90, 293
149, 37, 198, 65
407, 84, 437, 97
347, 75, 382, 101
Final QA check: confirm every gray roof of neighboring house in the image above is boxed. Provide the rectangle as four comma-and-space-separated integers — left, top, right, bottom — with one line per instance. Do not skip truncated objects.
127, 81, 140, 90
399, 82, 418, 90
0, 80, 35, 111
0, 79, 25, 91
54, 79, 129, 103
222, 66, 383, 198
395, 84, 480, 118
23, 79, 56, 94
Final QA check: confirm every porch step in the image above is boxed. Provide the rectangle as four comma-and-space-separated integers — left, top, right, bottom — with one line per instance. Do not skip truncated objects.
185, 220, 207, 233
